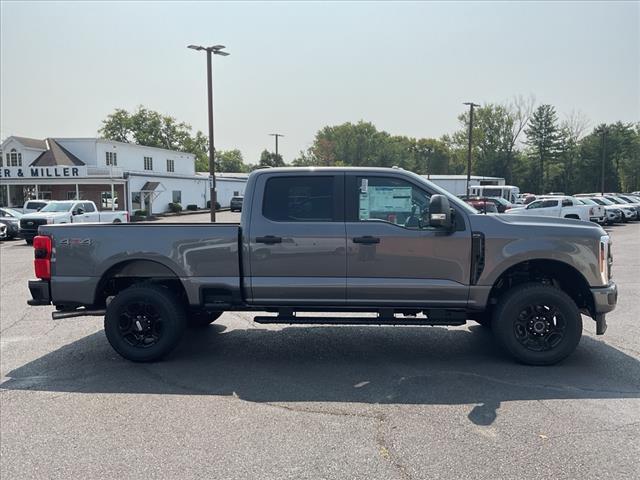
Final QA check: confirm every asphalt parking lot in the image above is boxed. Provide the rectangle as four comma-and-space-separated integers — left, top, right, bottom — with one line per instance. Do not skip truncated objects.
1, 214, 639, 479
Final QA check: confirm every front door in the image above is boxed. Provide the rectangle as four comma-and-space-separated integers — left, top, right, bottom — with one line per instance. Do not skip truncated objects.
345, 173, 471, 307
247, 172, 346, 305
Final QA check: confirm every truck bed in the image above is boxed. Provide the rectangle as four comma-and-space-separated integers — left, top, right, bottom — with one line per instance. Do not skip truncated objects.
39, 222, 241, 307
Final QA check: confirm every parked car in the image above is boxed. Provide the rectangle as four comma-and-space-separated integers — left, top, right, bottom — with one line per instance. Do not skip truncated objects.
27, 167, 617, 366
0, 207, 23, 239
574, 198, 621, 225
464, 197, 499, 213
21, 199, 49, 213
229, 196, 244, 212
604, 195, 640, 220
506, 196, 605, 223
589, 197, 636, 222
20, 200, 129, 244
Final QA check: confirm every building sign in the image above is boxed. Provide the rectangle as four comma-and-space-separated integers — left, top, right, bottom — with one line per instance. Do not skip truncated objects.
0, 166, 88, 179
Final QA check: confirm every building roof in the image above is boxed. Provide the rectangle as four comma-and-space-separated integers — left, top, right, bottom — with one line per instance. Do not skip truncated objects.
11, 136, 47, 150
30, 139, 85, 167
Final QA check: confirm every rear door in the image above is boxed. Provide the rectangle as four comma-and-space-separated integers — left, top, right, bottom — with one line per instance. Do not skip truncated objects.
246, 172, 346, 305
344, 173, 471, 307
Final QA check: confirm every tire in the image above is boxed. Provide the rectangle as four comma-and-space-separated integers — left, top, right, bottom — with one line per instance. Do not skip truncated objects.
104, 284, 187, 362
188, 310, 223, 327
492, 283, 582, 365
25, 238, 33, 245
113, 219, 122, 223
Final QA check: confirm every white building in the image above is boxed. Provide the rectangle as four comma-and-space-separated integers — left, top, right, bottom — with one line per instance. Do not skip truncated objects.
0, 136, 248, 213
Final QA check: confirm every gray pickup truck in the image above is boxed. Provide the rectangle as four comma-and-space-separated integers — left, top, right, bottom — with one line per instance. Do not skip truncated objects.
27, 167, 617, 365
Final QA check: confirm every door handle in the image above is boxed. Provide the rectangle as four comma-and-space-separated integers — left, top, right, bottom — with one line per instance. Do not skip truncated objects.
256, 235, 282, 245
352, 236, 380, 244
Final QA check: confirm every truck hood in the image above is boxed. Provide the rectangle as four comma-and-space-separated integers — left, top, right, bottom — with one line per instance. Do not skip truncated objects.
469, 213, 606, 238
21, 211, 70, 220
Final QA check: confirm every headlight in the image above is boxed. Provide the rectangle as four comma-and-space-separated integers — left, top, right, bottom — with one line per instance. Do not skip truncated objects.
599, 235, 611, 284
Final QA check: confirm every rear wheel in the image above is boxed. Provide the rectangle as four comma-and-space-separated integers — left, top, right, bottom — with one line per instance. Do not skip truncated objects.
25, 238, 33, 245
492, 283, 582, 365
104, 284, 187, 362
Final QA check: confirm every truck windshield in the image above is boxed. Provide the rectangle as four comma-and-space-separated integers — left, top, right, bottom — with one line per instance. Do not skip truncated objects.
40, 202, 74, 212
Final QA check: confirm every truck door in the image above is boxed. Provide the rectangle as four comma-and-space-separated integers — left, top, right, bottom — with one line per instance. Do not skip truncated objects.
81, 202, 100, 222
247, 172, 346, 305
345, 173, 471, 307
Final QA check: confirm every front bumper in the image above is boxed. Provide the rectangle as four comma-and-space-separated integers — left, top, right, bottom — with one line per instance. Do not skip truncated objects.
27, 279, 51, 306
590, 282, 618, 335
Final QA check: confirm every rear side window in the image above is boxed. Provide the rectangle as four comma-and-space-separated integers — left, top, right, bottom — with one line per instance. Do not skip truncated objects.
263, 176, 335, 222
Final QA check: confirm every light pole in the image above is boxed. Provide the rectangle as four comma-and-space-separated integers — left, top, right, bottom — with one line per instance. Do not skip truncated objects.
269, 133, 284, 160
463, 102, 480, 197
188, 44, 229, 222
600, 127, 607, 195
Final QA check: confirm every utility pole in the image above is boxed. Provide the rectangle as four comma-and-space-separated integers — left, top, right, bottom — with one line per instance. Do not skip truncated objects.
601, 128, 607, 195
188, 44, 229, 222
269, 133, 284, 161
463, 102, 480, 197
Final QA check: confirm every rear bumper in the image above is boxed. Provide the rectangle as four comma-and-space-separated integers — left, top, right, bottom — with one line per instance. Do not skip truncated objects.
27, 280, 51, 306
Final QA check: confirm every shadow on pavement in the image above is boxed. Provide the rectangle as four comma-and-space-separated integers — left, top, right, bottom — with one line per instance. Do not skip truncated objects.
2, 323, 639, 426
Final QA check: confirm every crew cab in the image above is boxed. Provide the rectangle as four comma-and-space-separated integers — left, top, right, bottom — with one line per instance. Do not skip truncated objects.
26, 168, 617, 365
507, 196, 605, 224
20, 200, 128, 244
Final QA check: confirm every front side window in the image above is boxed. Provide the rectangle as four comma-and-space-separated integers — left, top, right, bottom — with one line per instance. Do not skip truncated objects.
144, 156, 153, 170
527, 200, 543, 209
263, 176, 335, 222
357, 176, 431, 229
562, 199, 573, 207
166, 159, 175, 172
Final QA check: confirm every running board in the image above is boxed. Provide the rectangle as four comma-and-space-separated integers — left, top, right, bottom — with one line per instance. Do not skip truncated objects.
254, 310, 467, 326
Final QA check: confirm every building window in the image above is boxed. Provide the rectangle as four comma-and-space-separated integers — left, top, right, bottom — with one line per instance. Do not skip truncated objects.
9, 149, 22, 167
172, 190, 182, 204
144, 156, 153, 170
166, 159, 175, 172
67, 191, 84, 200
101, 192, 119, 209
0, 151, 3, 167
38, 191, 52, 200
106, 151, 117, 166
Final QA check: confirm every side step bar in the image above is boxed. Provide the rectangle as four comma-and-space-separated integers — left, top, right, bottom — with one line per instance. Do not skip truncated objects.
254, 310, 467, 326
52, 309, 106, 320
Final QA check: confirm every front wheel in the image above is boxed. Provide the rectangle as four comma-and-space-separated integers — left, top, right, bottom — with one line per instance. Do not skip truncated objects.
492, 283, 582, 365
104, 284, 187, 362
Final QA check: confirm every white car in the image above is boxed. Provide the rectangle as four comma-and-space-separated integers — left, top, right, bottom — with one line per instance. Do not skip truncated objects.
19, 200, 129, 244
506, 196, 605, 224
21, 199, 49, 213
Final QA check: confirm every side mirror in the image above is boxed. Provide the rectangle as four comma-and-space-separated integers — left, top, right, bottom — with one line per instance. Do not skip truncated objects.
74, 207, 84, 216
429, 194, 453, 230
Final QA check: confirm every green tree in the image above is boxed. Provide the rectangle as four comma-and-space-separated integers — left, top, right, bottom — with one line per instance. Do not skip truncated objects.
216, 149, 249, 172
525, 104, 561, 193
259, 149, 285, 168
100, 106, 214, 172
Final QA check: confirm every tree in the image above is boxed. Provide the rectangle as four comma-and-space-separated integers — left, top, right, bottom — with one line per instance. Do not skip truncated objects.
259, 149, 285, 168
525, 104, 561, 193
100, 106, 211, 172
216, 149, 249, 172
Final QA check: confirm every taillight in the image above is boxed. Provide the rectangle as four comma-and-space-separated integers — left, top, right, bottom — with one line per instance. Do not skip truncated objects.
125, 212, 129, 222
33, 235, 52, 280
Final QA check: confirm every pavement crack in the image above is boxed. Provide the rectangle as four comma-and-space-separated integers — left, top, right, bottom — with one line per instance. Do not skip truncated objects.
375, 414, 413, 480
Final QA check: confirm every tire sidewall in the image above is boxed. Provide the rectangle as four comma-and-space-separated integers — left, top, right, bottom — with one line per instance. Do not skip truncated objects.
493, 284, 583, 365
104, 285, 186, 362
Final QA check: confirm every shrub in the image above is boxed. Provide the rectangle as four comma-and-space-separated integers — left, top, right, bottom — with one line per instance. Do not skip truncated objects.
134, 209, 147, 217
168, 202, 183, 213
186, 204, 198, 211
206, 201, 221, 210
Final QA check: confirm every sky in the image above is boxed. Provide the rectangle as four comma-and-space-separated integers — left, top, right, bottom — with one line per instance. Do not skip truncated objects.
1, 1, 638, 165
